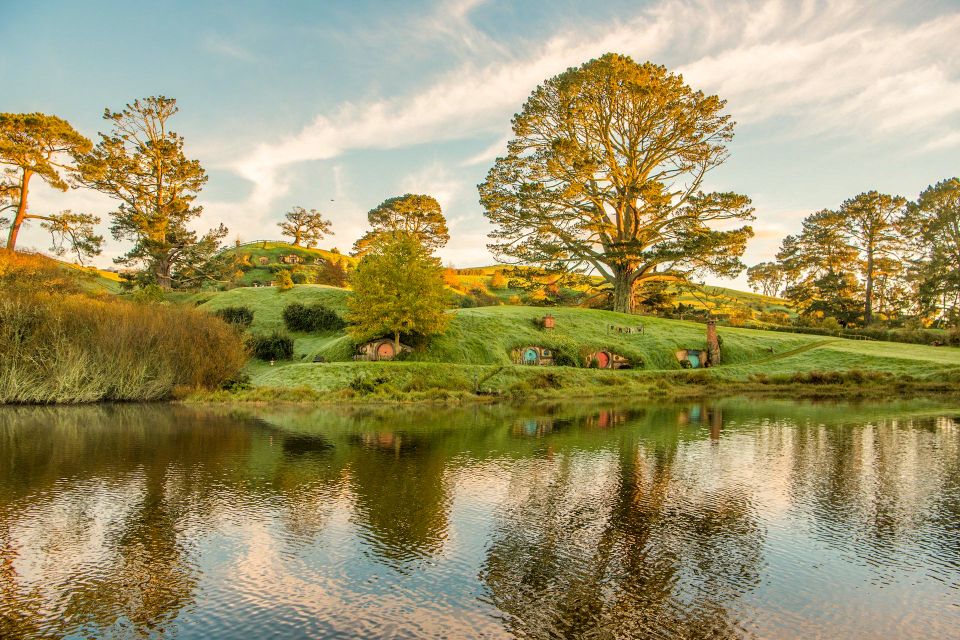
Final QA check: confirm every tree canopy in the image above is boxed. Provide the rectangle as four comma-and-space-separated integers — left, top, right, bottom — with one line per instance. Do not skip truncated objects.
75, 97, 228, 289
352, 194, 449, 256
347, 233, 449, 349
903, 178, 960, 324
278, 206, 332, 247
479, 53, 754, 313
746, 262, 785, 297
0, 112, 102, 261
838, 191, 907, 324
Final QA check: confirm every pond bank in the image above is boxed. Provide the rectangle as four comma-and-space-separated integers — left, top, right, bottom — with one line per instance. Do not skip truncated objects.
186, 361, 960, 405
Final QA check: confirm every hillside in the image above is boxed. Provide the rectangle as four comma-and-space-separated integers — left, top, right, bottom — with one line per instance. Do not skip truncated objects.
221, 241, 355, 287
192, 285, 960, 399
449, 265, 794, 320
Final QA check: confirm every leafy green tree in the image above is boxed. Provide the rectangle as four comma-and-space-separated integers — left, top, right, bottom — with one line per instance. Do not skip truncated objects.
838, 191, 907, 325
746, 261, 785, 297
352, 194, 449, 256
75, 97, 227, 289
278, 206, 332, 247
479, 53, 754, 314
0, 113, 102, 261
902, 178, 960, 324
777, 209, 862, 324
274, 269, 294, 291
347, 233, 449, 350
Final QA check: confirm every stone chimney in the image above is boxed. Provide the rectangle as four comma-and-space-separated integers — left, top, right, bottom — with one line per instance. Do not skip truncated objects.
706, 319, 720, 366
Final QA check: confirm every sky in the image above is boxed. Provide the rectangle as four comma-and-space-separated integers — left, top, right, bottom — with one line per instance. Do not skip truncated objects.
4, 0, 959, 288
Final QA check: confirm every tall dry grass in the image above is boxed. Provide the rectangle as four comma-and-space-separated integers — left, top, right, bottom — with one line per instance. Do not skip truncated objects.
0, 292, 248, 403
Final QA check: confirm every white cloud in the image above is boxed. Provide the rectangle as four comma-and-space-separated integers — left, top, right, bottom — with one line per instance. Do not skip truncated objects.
233, 0, 960, 215
397, 163, 464, 212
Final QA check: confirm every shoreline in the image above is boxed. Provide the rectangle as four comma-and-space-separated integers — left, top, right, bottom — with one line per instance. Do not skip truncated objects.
182, 371, 960, 406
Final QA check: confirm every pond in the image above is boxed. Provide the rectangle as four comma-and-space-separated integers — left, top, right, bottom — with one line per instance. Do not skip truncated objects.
0, 399, 958, 638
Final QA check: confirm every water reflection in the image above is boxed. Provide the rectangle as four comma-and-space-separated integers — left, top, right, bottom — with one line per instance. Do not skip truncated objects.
0, 399, 957, 638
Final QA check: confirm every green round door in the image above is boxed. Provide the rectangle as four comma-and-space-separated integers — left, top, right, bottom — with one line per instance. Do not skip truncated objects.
523, 348, 539, 364
687, 353, 700, 368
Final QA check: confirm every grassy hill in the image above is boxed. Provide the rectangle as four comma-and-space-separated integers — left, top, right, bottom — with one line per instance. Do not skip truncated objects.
221, 241, 355, 287
449, 265, 794, 320
190, 285, 960, 400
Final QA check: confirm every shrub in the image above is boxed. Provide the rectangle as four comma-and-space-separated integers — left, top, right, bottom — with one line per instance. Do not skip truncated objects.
530, 372, 563, 389
131, 284, 165, 304
349, 373, 388, 394
249, 331, 294, 361
275, 270, 294, 291
282, 302, 346, 332
214, 305, 254, 327
553, 348, 580, 367
948, 327, 960, 347
489, 271, 509, 290
0, 292, 248, 403
290, 269, 308, 284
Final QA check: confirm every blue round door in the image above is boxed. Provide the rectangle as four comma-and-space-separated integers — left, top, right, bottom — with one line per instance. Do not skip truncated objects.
687, 353, 700, 368
523, 348, 539, 364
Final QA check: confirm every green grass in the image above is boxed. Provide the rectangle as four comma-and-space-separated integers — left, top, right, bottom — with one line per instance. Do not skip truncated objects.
186, 285, 960, 401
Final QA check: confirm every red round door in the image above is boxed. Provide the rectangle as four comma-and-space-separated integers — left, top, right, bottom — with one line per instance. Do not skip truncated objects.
376, 342, 395, 359
595, 351, 610, 369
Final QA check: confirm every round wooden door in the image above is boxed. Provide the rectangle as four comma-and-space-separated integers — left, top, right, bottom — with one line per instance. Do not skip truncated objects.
595, 351, 610, 369
376, 342, 396, 359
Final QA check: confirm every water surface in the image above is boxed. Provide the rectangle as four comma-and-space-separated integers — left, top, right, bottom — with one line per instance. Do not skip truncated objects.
1, 399, 958, 638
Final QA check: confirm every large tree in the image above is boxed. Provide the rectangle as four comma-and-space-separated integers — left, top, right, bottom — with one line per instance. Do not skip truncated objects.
278, 206, 332, 247
776, 209, 862, 324
746, 261, 785, 297
902, 178, 960, 324
479, 54, 754, 314
75, 97, 227, 289
347, 233, 449, 350
838, 191, 907, 325
0, 113, 102, 261
352, 194, 449, 256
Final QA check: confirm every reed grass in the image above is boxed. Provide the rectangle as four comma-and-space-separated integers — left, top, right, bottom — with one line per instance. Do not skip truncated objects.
0, 292, 247, 403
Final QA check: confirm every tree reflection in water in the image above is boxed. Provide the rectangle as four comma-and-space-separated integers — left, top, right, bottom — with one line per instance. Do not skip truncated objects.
481, 405, 763, 638
0, 399, 956, 638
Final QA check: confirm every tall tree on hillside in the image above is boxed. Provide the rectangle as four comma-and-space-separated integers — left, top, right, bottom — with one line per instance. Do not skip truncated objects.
347, 233, 449, 350
75, 97, 228, 289
278, 206, 332, 247
479, 54, 754, 314
746, 261, 785, 297
902, 177, 960, 324
838, 191, 907, 325
351, 194, 449, 256
0, 113, 102, 261
776, 209, 862, 323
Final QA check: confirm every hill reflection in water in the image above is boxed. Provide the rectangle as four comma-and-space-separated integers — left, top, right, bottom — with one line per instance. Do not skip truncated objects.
0, 399, 958, 638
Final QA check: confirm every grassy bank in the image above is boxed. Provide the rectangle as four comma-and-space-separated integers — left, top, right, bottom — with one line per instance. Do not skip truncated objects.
0, 292, 246, 403
177, 285, 960, 403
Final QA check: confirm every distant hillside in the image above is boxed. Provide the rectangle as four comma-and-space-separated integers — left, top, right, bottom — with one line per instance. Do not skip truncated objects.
448, 265, 795, 321
221, 241, 355, 287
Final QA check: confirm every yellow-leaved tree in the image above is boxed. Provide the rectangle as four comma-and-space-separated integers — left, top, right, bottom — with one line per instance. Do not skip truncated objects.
347, 233, 448, 350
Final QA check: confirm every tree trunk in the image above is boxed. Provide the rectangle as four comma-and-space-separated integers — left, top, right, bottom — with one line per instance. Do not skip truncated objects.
864, 250, 874, 325
5, 170, 31, 253
611, 270, 635, 314
394, 331, 400, 352
155, 256, 172, 290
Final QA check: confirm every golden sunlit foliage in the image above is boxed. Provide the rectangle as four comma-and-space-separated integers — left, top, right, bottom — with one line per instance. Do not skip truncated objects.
0, 253, 246, 403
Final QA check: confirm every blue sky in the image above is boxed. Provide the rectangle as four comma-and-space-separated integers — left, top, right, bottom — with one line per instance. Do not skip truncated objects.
5, 0, 959, 287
